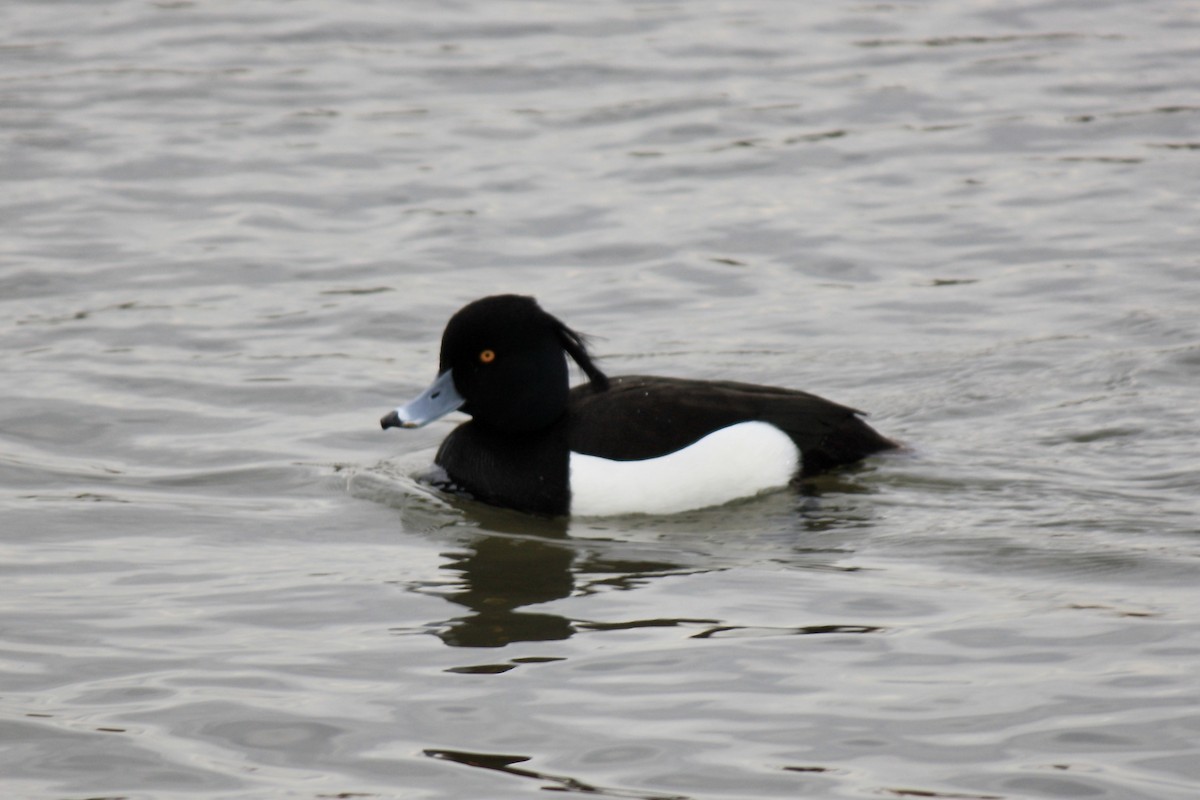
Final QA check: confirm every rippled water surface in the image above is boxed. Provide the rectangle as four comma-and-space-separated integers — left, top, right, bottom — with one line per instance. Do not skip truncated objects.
3, 1, 1199, 798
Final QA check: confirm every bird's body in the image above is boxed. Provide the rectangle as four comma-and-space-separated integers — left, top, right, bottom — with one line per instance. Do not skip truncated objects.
382, 295, 895, 516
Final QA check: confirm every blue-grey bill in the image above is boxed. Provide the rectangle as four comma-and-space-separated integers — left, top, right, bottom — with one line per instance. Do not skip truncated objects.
380, 369, 464, 429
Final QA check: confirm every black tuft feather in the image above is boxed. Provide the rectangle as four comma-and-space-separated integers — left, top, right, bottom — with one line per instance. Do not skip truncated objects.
553, 320, 609, 391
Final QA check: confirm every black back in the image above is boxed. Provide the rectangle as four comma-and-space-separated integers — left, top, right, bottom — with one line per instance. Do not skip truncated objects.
566, 375, 895, 476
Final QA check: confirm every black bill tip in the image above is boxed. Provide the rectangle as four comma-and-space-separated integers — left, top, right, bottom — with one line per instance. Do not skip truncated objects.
380, 410, 402, 430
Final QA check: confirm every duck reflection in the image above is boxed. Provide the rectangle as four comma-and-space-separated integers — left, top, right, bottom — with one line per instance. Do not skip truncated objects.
431, 504, 689, 648
437, 529, 575, 647
419, 474, 884, 649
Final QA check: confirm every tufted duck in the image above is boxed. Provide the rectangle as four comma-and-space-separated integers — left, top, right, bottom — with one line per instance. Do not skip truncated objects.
381, 295, 895, 516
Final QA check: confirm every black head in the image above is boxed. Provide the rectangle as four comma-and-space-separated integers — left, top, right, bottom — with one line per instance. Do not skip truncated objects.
437, 295, 608, 432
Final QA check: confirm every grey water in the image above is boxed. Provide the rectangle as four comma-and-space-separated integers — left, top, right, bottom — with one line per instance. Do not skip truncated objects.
3, 1, 1199, 798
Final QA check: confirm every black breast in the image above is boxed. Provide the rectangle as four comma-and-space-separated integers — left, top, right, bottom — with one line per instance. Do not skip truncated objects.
434, 420, 571, 516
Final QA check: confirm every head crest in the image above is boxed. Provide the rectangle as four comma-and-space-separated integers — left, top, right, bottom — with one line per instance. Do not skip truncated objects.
552, 317, 609, 391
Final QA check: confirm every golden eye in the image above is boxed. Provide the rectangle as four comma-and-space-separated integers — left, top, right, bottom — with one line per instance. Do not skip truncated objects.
479, 349, 496, 363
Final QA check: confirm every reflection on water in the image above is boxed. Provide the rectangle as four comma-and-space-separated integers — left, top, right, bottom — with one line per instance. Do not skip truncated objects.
438, 532, 577, 647
408, 475, 888, 649
426, 505, 696, 649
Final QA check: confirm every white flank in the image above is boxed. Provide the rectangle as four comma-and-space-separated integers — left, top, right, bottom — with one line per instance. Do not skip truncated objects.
568, 421, 800, 517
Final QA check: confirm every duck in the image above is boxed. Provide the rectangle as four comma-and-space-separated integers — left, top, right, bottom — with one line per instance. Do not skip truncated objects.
380, 294, 896, 517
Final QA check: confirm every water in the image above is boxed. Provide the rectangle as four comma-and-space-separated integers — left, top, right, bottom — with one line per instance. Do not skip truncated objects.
3, 1, 1199, 798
